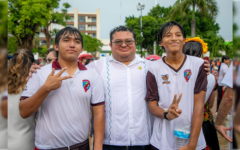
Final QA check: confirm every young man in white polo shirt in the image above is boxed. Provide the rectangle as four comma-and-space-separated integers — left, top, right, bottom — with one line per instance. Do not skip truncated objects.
146, 21, 207, 150
19, 27, 105, 150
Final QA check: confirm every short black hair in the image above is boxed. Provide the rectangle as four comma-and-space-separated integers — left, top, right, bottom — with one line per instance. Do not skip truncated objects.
47, 48, 57, 58
110, 26, 136, 43
55, 27, 83, 48
158, 21, 186, 49
85, 57, 96, 65
183, 41, 202, 58
221, 55, 230, 62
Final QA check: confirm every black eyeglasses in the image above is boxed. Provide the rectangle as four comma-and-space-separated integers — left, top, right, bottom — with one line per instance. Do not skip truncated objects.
113, 40, 135, 46
47, 59, 54, 63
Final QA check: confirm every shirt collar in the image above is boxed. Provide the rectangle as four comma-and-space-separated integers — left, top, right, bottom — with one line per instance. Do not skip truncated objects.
52, 60, 87, 70
108, 54, 145, 64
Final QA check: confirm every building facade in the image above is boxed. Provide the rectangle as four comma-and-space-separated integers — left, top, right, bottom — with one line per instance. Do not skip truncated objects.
39, 8, 100, 46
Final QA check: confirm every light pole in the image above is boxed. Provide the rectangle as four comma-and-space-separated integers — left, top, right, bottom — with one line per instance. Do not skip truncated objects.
137, 3, 145, 58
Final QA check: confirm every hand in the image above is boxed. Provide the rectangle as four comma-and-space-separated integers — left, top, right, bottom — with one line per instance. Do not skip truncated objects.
166, 93, 182, 120
215, 124, 233, 142
43, 67, 72, 92
222, 86, 226, 91
204, 60, 210, 75
179, 145, 195, 150
27, 65, 41, 81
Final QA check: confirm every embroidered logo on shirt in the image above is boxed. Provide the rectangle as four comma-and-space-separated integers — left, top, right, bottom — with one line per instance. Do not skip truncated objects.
82, 80, 90, 92
138, 66, 142, 70
162, 74, 170, 84
184, 69, 192, 82
24, 85, 27, 91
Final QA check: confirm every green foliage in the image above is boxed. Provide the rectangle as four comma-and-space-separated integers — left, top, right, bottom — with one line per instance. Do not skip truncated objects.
204, 31, 232, 59
32, 45, 48, 57
8, 0, 68, 51
82, 34, 104, 54
168, 0, 219, 37
8, 36, 18, 54
0, 1, 7, 46
125, 4, 221, 56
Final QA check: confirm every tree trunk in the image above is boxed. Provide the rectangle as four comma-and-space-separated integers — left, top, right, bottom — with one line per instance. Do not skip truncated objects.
27, 38, 33, 52
42, 25, 51, 48
23, 37, 28, 49
15, 36, 22, 49
191, 4, 196, 37
191, 19, 196, 37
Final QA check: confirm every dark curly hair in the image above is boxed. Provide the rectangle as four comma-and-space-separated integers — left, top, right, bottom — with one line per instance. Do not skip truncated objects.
8, 49, 34, 94
110, 26, 136, 43
182, 41, 203, 58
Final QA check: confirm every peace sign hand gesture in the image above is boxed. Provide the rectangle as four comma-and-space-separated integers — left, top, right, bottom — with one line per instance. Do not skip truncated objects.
166, 93, 183, 120
43, 67, 72, 92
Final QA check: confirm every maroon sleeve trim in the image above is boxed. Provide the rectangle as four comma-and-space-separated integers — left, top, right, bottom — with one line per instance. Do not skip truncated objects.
194, 63, 208, 94
20, 96, 29, 101
145, 71, 159, 101
91, 101, 105, 106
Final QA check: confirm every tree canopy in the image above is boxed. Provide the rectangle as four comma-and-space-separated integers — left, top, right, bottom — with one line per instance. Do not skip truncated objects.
125, 4, 225, 57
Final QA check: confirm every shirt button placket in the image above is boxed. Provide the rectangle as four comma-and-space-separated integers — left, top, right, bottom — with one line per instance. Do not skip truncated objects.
127, 67, 134, 145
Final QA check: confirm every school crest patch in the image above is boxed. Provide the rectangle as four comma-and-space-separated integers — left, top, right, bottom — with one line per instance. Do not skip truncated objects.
162, 74, 170, 84
184, 69, 192, 82
82, 80, 90, 92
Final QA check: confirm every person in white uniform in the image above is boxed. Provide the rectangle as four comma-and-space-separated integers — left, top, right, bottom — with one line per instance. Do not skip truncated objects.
8, 49, 36, 150
146, 21, 207, 150
182, 37, 220, 150
216, 55, 230, 112
20, 27, 105, 150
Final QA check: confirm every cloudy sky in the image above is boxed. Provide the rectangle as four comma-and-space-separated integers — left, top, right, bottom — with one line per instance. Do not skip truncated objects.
57, 0, 232, 41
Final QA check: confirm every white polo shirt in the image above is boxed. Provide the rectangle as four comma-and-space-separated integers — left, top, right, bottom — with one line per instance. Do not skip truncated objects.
21, 60, 104, 149
205, 74, 216, 103
145, 55, 207, 150
218, 63, 229, 86
221, 62, 233, 88
87, 55, 153, 146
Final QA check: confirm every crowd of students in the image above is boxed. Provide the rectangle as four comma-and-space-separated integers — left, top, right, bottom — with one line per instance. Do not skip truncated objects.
3, 21, 237, 150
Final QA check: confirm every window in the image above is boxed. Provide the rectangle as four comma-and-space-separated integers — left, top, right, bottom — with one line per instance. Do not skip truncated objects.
66, 24, 74, 27
92, 17, 96, 22
78, 16, 85, 22
40, 40, 47, 46
92, 33, 96, 38
39, 32, 45, 38
52, 24, 59, 30
66, 16, 74, 22
78, 25, 85, 31
91, 25, 96, 31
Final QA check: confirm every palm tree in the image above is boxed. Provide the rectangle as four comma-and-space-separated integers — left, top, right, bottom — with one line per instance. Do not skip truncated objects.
168, 0, 219, 37
204, 31, 224, 59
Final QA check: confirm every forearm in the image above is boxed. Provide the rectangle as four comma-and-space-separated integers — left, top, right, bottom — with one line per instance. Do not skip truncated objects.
215, 87, 233, 125
188, 91, 205, 148
19, 84, 50, 118
209, 91, 216, 109
188, 106, 204, 148
148, 101, 165, 119
93, 105, 105, 150
1, 100, 7, 118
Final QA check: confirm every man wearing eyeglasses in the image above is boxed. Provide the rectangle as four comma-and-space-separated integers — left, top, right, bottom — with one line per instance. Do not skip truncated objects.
46, 48, 57, 65
86, 26, 152, 150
